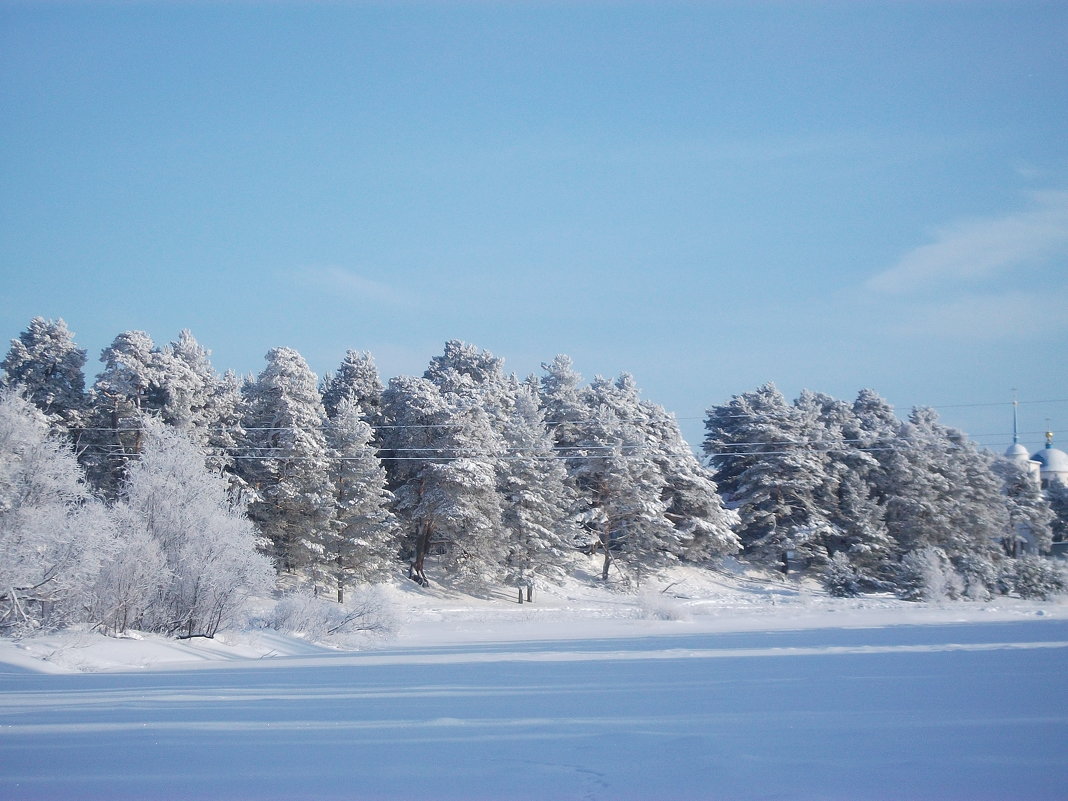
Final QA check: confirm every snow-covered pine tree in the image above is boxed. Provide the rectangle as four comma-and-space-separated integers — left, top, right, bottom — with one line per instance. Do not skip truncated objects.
569, 401, 673, 583
794, 389, 894, 585
1, 317, 88, 430
237, 347, 337, 591
157, 329, 218, 432
1046, 479, 1068, 546
498, 379, 578, 587
327, 397, 399, 599
993, 458, 1054, 556
0, 390, 117, 633
539, 354, 589, 461
122, 421, 275, 638
205, 370, 247, 482
381, 375, 505, 585
321, 349, 384, 425
880, 407, 1008, 597
640, 398, 740, 562
424, 340, 511, 413
820, 389, 900, 586
159, 331, 247, 481
80, 330, 169, 497
404, 454, 504, 584
703, 383, 830, 569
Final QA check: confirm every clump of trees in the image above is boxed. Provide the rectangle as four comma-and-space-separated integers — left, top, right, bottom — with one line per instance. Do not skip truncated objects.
1, 319, 742, 636
2, 318, 1065, 640
704, 383, 1066, 600
0, 389, 274, 637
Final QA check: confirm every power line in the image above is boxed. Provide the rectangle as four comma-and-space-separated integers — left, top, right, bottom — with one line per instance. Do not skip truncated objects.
678, 397, 1068, 420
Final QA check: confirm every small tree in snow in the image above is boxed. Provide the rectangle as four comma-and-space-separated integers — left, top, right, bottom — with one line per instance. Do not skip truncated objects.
327, 397, 399, 599
1001, 555, 1067, 600
822, 552, 863, 598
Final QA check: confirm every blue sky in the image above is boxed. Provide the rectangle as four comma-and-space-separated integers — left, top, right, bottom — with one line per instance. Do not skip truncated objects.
2, 0, 1066, 451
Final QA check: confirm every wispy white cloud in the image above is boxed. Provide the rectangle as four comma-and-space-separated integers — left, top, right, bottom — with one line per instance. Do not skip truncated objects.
891, 288, 1068, 341
868, 190, 1068, 294
293, 266, 411, 306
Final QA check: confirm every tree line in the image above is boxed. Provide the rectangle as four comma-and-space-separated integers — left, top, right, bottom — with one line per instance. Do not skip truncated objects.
1, 317, 1065, 636
704, 383, 1067, 599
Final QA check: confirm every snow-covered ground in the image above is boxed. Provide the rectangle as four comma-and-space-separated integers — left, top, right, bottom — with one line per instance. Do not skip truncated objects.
3, 563, 1068, 800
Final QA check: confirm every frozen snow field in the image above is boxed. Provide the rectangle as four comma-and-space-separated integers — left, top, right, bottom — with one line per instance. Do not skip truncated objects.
2, 572, 1068, 800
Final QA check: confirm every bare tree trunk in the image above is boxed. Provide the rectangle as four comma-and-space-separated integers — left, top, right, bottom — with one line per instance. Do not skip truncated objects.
337, 549, 345, 604
600, 519, 612, 581
411, 521, 432, 586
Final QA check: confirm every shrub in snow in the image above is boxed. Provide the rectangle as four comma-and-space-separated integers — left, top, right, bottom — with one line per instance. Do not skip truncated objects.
1001, 555, 1067, 601
895, 547, 963, 602
637, 588, 691, 621
821, 552, 862, 598
951, 553, 998, 601
258, 586, 398, 644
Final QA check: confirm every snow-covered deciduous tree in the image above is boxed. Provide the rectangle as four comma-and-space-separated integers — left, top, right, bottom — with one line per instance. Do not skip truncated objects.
89, 503, 165, 635
0, 390, 116, 633
123, 421, 275, 638
327, 397, 399, 598
259, 586, 399, 645
895, 546, 963, 601
1, 317, 88, 430
237, 348, 337, 589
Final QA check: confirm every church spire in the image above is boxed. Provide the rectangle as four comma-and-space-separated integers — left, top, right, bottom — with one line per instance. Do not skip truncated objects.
1012, 389, 1019, 445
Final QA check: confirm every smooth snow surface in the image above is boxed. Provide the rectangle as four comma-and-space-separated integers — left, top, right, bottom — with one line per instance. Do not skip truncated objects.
3, 567, 1068, 800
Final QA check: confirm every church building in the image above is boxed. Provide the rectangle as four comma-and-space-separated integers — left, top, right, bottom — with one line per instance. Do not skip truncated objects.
1002, 399, 1068, 488
1004, 429, 1068, 489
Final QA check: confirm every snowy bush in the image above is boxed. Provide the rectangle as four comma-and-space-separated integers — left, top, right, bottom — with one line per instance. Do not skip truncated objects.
951, 554, 998, 601
1000, 555, 1067, 601
637, 588, 691, 621
259, 586, 399, 644
821, 552, 862, 598
895, 547, 963, 602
